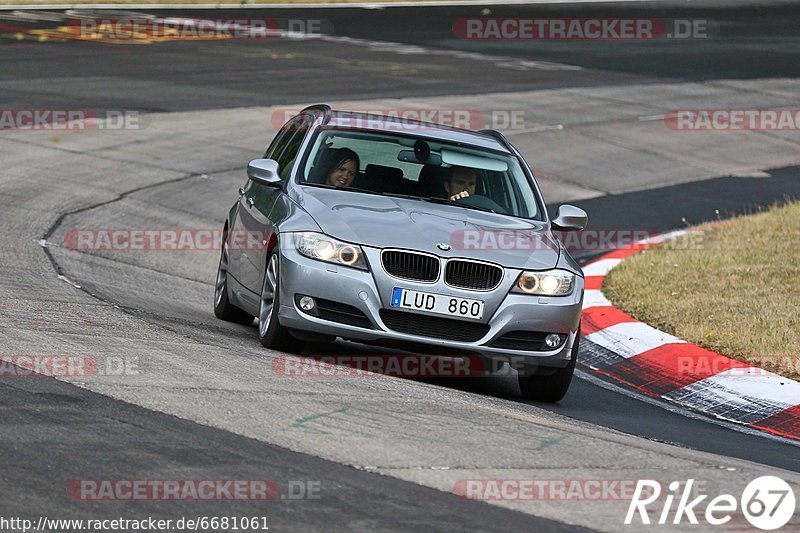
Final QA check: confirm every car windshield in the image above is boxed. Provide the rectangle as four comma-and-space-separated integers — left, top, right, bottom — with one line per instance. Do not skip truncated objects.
299, 129, 543, 220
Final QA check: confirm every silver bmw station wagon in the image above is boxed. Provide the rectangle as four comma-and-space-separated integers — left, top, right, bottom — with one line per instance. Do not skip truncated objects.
214, 105, 587, 401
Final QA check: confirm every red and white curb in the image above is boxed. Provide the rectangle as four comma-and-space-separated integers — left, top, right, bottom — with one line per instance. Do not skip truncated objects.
579, 229, 800, 441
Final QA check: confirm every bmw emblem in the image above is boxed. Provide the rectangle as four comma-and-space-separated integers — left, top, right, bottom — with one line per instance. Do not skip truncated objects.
436, 243, 451, 251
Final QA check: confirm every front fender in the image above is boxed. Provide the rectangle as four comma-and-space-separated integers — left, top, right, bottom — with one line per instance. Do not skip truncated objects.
269, 194, 322, 253
555, 246, 583, 277
226, 201, 239, 233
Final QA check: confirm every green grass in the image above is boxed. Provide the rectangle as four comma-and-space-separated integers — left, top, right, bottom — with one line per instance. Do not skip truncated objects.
603, 201, 800, 380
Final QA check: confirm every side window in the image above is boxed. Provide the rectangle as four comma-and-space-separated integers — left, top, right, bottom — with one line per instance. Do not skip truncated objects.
268, 115, 311, 180
264, 127, 292, 160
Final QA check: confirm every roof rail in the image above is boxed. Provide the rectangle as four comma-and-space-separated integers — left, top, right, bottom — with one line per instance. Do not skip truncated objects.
478, 129, 514, 152
300, 104, 333, 124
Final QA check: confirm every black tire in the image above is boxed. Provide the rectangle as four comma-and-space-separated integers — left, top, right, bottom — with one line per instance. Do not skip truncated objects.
518, 327, 580, 402
258, 251, 304, 353
214, 229, 255, 325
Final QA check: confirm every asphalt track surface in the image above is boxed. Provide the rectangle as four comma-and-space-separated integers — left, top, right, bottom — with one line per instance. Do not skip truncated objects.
0, 1, 798, 112
3, 372, 580, 532
2, 1, 800, 531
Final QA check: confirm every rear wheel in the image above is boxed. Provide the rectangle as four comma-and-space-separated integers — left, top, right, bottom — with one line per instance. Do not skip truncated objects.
214, 231, 255, 325
258, 251, 303, 352
518, 328, 579, 403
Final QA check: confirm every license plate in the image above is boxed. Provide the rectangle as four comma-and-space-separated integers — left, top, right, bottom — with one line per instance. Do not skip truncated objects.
390, 287, 484, 320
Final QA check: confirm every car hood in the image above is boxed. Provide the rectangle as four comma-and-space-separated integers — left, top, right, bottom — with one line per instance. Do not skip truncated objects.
292, 187, 561, 270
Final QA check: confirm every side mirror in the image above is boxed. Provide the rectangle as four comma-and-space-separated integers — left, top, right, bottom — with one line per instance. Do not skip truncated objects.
247, 159, 282, 187
552, 204, 588, 232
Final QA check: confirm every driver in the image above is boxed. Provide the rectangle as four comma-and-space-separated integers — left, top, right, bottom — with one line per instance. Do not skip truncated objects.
444, 166, 479, 201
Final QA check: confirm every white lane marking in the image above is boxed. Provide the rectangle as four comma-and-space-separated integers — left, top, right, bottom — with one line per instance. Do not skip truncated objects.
72, 11, 583, 72
0, 9, 66, 20
57, 274, 81, 289
637, 228, 689, 245
1, 1, 668, 11
681, 368, 800, 409
730, 170, 772, 178
665, 385, 794, 426
584, 321, 685, 359
582, 257, 622, 277
504, 123, 564, 136
575, 368, 800, 448
316, 35, 582, 71
580, 338, 628, 369
582, 290, 611, 310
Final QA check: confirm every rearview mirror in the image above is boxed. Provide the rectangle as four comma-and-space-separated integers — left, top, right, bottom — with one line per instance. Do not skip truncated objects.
398, 150, 442, 165
552, 204, 588, 232
247, 159, 282, 187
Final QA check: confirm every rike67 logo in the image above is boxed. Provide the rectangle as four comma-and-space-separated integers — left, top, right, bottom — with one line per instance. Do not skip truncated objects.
626, 477, 796, 530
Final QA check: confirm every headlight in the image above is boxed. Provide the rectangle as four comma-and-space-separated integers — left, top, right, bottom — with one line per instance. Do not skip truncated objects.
512, 269, 575, 296
294, 232, 368, 270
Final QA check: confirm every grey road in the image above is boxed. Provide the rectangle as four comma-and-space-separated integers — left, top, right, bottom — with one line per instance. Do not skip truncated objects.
1, 1, 800, 531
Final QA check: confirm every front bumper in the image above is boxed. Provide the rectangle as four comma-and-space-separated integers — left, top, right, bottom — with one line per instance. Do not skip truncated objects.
277, 244, 583, 369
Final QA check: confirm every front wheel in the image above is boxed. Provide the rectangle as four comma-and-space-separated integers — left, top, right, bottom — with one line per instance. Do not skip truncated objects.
258, 252, 303, 352
214, 232, 255, 325
518, 328, 579, 403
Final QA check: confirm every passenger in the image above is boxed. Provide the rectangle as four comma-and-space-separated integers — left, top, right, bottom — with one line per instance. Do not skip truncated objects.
313, 147, 360, 188
444, 166, 479, 201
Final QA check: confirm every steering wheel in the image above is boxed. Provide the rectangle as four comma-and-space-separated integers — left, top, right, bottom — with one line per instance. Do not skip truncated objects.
457, 194, 508, 214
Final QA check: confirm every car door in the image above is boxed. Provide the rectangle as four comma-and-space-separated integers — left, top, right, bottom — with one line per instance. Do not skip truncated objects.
235, 114, 311, 293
